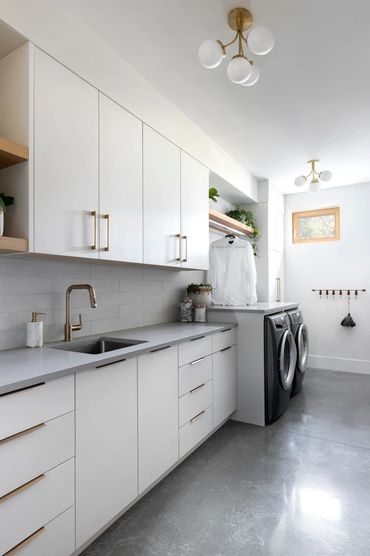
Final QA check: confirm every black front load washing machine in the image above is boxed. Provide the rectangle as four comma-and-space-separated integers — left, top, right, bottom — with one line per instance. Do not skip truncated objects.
265, 313, 297, 424
286, 309, 309, 397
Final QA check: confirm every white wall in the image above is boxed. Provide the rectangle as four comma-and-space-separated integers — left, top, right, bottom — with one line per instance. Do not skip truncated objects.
0, 0, 257, 201
285, 182, 370, 374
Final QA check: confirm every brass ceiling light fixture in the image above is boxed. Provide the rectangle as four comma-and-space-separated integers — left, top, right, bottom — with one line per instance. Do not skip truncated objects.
198, 7, 274, 86
294, 160, 333, 194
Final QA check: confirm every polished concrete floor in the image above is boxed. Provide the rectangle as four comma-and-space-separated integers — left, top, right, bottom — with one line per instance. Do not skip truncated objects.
82, 369, 370, 555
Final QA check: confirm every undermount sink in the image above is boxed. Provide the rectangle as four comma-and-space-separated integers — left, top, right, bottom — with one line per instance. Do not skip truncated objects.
51, 337, 147, 355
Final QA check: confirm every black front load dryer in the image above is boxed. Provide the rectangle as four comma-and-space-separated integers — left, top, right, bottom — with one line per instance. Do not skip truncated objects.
265, 313, 297, 424
286, 309, 309, 397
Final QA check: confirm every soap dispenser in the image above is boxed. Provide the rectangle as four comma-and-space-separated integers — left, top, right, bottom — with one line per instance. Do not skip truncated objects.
27, 312, 45, 347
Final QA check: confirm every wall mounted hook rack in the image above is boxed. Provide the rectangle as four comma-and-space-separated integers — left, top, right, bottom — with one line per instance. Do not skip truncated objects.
312, 289, 366, 300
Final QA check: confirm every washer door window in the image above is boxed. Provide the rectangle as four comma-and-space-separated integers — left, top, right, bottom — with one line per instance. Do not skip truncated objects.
297, 323, 309, 373
279, 330, 297, 391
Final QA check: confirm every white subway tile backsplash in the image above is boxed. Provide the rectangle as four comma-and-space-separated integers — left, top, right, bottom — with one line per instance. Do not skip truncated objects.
0, 255, 204, 350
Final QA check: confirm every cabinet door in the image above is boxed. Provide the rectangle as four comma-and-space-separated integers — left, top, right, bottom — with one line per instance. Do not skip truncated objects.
143, 125, 181, 266
213, 345, 237, 428
34, 49, 99, 257
180, 151, 209, 270
138, 346, 178, 493
99, 94, 142, 262
75, 359, 138, 548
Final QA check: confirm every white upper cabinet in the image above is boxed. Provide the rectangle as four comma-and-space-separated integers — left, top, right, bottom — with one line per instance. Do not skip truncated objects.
143, 125, 181, 267
75, 358, 138, 548
180, 151, 209, 270
99, 94, 143, 263
34, 49, 99, 257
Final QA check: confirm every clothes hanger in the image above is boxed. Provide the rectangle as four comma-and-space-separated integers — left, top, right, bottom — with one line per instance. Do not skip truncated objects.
225, 233, 235, 244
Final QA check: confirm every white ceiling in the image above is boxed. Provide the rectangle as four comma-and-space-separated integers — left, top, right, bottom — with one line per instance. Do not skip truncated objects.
60, 0, 370, 194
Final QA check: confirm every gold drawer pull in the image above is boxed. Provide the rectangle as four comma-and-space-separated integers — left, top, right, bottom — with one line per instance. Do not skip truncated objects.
104, 213, 110, 251
190, 383, 205, 394
0, 474, 45, 504
4, 527, 45, 555
0, 422, 45, 446
190, 357, 205, 366
91, 210, 97, 250
190, 410, 206, 423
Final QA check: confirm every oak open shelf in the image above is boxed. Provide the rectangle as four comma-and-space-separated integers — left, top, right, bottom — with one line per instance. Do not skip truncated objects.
209, 207, 253, 236
0, 236, 28, 253
0, 136, 29, 169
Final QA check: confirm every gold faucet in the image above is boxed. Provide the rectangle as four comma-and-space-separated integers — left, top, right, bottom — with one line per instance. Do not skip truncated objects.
64, 284, 97, 341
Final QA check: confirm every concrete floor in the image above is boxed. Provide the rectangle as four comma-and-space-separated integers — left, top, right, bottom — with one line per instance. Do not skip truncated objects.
82, 369, 370, 555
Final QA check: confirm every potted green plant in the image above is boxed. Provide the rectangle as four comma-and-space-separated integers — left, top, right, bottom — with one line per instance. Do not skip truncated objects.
209, 187, 219, 208
225, 205, 261, 255
186, 283, 214, 306
0, 193, 15, 237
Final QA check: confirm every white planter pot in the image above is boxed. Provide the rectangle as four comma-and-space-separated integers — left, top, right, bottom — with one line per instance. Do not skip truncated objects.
191, 290, 212, 307
0, 211, 4, 237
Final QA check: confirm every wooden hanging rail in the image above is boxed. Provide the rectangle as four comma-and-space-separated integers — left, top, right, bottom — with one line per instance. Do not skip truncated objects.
0, 136, 29, 169
209, 208, 253, 236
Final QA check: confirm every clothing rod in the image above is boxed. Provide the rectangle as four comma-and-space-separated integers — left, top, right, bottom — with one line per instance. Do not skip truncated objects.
209, 221, 249, 237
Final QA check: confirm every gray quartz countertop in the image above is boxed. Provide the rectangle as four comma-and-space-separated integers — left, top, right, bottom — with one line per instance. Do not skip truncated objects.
0, 322, 237, 395
207, 302, 299, 314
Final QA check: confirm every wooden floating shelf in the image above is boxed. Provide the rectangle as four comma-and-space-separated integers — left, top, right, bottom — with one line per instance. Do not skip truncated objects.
0, 236, 28, 253
209, 207, 253, 236
0, 136, 29, 169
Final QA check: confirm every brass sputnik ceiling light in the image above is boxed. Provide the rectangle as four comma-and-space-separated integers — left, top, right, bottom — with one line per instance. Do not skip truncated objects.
294, 160, 332, 194
198, 7, 274, 86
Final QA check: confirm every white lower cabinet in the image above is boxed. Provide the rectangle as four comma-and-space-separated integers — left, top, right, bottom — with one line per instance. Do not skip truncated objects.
179, 406, 213, 459
213, 345, 237, 428
138, 346, 179, 493
75, 359, 138, 548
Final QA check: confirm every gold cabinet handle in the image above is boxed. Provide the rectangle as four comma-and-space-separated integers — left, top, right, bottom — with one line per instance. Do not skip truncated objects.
190, 410, 206, 423
190, 357, 205, 366
176, 233, 181, 261
91, 210, 97, 250
4, 527, 45, 555
182, 235, 188, 262
190, 383, 205, 394
0, 422, 45, 446
0, 474, 45, 504
104, 214, 110, 252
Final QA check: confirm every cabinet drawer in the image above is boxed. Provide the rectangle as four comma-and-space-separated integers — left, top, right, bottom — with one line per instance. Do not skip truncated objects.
178, 335, 212, 366
212, 328, 236, 353
0, 375, 74, 441
179, 354, 212, 397
179, 406, 213, 459
4, 506, 75, 556
0, 459, 74, 555
179, 380, 212, 428
0, 412, 74, 498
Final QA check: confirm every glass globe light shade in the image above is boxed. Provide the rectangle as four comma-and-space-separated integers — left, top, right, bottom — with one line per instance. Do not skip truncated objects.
198, 40, 224, 69
319, 170, 332, 182
227, 56, 252, 84
247, 26, 274, 55
308, 178, 321, 194
241, 64, 260, 86
294, 175, 307, 187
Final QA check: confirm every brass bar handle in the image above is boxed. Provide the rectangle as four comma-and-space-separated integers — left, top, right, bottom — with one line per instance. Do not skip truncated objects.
190, 357, 205, 366
182, 235, 188, 262
176, 234, 181, 261
104, 214, 110, 252
4, 527, 45, 555
190, 410, 206, 423
0, 474, 45, 504
0, 422, 45, 446
190, 383, 205, 394
91, 210, 97, 250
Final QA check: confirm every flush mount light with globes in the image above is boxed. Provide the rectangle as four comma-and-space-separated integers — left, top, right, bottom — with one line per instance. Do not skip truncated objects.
198, 7, 274, 86
294, 160, 332, 194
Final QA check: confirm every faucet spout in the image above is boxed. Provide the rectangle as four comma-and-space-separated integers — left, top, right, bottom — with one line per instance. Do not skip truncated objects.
64, 284, 97, 341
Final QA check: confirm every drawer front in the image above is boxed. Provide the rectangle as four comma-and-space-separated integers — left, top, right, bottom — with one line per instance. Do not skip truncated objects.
178, 335, 213, 367
179, 406, 213, 459
0, 375, 74, 441
179, 354, 212, 397
212, 328, 236, 353
0, 412, 74, 498
4, 506, 75, 556
179, 380, 212, 428
0, 459, 74, 555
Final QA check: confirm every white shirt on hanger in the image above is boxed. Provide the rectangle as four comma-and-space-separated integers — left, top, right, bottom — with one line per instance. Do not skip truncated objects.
208, 236, 257, 306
